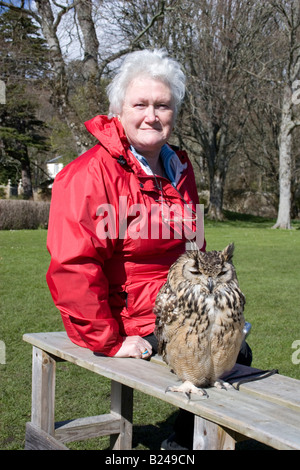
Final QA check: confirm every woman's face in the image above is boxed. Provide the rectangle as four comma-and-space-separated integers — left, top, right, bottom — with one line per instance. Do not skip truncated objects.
120, 77, 175, 160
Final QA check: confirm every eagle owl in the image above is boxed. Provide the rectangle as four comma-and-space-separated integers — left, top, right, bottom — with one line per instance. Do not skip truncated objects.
154, 243, 245, 397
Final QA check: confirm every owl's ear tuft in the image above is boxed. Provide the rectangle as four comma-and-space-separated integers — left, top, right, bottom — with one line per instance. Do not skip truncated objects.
222, 243, 235, 261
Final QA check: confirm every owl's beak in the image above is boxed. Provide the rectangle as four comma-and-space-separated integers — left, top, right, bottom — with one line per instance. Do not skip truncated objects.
207, 277, 214, 293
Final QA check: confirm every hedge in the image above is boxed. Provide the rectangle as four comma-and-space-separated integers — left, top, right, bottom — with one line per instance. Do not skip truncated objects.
0, 200, 50, 230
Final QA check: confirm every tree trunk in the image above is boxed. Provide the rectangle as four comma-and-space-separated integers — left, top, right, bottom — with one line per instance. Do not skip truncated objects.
272, 0, 300, 229
272, 84, 293, 229
75, 0, 99, 81
207, 168, 226, 221
34, 0, 90, 155
205, 125, 227, 221
20, 148, 33, 199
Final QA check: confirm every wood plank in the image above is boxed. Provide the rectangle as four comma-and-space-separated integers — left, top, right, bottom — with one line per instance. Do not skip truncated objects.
110, 381, 133, 450
153, 354, 300, 412
193, 416, 236, 450
55, 413, 121, 443
23, 332, 300, 450
25, 422, 68, 450
239, 374, 300, 412
24, 333, 299, 412
31, 346, 56, 436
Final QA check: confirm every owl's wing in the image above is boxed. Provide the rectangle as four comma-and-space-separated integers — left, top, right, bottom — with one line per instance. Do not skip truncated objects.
210, 285, 246, 377
154, 282, 179, 357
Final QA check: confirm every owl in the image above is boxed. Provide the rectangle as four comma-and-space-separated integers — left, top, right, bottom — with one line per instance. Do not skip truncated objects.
154, 243, 245, 398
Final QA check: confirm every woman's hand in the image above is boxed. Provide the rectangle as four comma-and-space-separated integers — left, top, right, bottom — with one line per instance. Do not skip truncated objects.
113, 336, 152, 359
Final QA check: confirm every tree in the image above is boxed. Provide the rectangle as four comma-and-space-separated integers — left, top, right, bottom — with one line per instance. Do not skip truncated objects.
0, 85, 49, 198
0, 7, 49, 198
1, 0, 299, 220
0, 0, 170, 155
270, 0, 300, 229
167, 0, 274, 219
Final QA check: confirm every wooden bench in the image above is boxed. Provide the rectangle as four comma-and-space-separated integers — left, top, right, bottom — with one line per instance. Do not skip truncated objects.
23, 331, 300, 451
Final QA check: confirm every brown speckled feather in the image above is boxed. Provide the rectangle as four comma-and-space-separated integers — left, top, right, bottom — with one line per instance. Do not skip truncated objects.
154, 243, 245, 390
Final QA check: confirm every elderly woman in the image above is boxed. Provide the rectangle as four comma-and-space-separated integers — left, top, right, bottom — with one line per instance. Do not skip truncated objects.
46, 49, 203, 360
46, 49, 251, 450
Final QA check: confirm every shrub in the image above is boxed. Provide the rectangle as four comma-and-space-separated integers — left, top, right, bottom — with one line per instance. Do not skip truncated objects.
0, 199, 50, 230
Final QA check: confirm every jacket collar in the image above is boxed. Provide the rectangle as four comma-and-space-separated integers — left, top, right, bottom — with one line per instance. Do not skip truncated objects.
85, 115, 130, 158
130, 144, 187, 188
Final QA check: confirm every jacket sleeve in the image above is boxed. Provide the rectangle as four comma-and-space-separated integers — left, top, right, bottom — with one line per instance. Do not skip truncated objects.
46, 152, 124, 356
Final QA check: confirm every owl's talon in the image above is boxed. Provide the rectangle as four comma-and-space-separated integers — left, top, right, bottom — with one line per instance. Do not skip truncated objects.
165, 381, 209, 399
213, 380, 233, 390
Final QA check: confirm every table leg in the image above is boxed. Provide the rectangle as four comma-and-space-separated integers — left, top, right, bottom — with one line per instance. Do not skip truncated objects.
30, 346, 56, 436
193, 415, 236, 450
110, 381, 133, 450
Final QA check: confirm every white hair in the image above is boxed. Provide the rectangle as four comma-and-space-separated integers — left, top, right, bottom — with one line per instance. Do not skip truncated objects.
107, 49, 186, 118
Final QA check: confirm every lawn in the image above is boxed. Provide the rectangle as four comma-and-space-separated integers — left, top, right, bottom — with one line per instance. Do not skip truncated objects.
0, 214, 299, 450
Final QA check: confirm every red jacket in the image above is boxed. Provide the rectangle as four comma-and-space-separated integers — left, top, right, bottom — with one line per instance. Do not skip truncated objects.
46, 116, 204, 356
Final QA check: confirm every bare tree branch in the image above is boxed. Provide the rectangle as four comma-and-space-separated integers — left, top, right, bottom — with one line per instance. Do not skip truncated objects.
98, 0, 167, 75
0, 0, 40, 24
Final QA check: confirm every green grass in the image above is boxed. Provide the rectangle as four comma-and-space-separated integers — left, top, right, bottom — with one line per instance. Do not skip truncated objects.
204, 213, 300, 379
0, 215, 299, 450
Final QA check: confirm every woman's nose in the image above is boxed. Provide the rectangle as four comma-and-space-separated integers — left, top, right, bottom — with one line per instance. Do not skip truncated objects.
145, 105, 157, 123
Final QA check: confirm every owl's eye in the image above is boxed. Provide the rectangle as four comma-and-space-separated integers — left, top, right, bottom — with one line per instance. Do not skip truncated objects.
218, 269, 227, 276
189, 267, 200, 274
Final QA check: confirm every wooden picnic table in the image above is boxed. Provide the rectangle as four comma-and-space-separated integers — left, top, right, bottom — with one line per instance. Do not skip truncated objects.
23, 331, 300, 450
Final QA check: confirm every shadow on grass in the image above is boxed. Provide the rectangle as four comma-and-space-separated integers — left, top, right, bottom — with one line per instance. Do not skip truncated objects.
130, 411, 273, 450
132, 415, 176, 450
205, 210, 300, 230
224, 210, 275, 225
